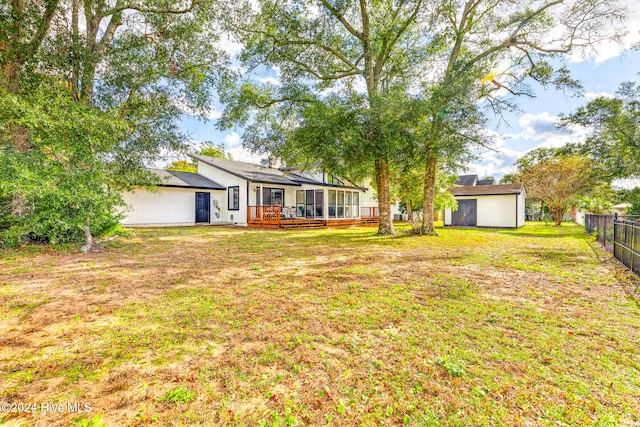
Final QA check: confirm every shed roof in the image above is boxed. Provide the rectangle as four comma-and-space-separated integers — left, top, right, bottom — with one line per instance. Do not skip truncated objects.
449, 183, 524, 196
150, 169, 225, 190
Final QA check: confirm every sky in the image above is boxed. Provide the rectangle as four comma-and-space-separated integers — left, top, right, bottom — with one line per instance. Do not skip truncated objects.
173, 2, 640, 186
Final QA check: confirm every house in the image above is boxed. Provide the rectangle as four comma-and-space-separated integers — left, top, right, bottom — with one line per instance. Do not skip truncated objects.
444, 175, 525, 228
121, 156, 382, 228
121, 169, 226, 226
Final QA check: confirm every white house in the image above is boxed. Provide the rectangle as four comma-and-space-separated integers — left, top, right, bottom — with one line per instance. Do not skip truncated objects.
121, 156, 385, 228
121, 169, 226, 226
444, 175, 526, 228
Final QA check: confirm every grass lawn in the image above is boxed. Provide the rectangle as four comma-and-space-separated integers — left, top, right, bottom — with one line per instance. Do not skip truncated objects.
1, 222, 639, 426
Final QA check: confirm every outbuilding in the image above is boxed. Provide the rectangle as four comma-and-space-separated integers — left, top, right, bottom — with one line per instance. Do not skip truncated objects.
444, 180, 526, 228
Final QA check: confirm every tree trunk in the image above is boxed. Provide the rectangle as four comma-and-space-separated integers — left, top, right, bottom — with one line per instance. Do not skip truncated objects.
80, 218, 93, 253
375, 157, 394, 235
549, 206, 565, 226
9, 125, 32, 216
420, 148, 438, 235
405, 199, 413, 222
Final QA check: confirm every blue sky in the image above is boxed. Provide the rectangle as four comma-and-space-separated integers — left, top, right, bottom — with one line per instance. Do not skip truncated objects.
173, 4, 640, 185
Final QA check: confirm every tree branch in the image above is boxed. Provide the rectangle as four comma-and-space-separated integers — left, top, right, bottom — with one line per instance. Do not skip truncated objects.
319, 0, 363, 41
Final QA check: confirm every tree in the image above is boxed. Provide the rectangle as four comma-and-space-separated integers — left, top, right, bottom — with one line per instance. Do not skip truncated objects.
167, 143, 231, 172
414, 0, 625, 235
219, 0, 436, 235
200, 143, 231, 159
1, 0, 225, 249
220, 0, 625, 236
166, 160, 197, 173
564, 79, 640, 179
521, 154, 594, 225
0, 79, 127, 248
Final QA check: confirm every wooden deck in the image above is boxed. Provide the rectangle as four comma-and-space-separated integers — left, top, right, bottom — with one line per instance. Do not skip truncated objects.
247, 206, 379, 229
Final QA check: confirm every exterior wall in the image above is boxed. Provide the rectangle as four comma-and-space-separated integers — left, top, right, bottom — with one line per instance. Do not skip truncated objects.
359, 178, 402, 218
122, 187, 223, 226
445, 194, 524, 228
196, 161, 248, 224
516, 192, 526, 227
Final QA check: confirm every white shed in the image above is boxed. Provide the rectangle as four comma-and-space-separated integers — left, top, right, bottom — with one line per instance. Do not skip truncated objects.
444, 183, 526, 228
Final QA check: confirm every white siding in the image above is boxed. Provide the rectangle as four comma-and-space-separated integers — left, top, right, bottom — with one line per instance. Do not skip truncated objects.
122, 188, 197, 226
358, 178, 402, 218
517, 192, 526, 227
196, 161, 248, 224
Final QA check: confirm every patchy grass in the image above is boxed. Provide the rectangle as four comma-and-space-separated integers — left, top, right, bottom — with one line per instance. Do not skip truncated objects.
1, 222, 639, 426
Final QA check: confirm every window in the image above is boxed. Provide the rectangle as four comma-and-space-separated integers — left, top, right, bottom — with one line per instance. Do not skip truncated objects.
337, 191, 344, 218
328, 190, 336, 218
305, 190, 315, 218
352, 192, 359, 218
327, 174, 343, 186
315, 190, 324, 218
228, 186, 239, 210
261, 188, 284, 206
296, 190, 305, 217
345, 192, 351, 218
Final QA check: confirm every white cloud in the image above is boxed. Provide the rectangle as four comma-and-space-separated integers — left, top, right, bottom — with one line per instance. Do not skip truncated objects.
568, 0, 640, 63
218, 34, 243, 57
585, 91, 616, 100
502, 112, 588, 145
221, 132, 263, 163
223, 132, 241, 147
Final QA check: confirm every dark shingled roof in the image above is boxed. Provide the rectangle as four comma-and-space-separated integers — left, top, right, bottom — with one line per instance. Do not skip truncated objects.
476, 179, 495, 186
191, 155, 302, 185
456, 174, 478, 186
150, 169, 225, 190
449, 183, 524, 196
191, 155, 360, 188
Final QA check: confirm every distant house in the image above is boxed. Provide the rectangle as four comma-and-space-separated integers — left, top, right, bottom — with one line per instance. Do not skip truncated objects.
444, 175, 526, 228
121, 156, 384, 228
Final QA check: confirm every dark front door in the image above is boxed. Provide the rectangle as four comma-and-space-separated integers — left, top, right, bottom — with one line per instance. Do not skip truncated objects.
452, 199, 477, 226
195, 192, 210, 223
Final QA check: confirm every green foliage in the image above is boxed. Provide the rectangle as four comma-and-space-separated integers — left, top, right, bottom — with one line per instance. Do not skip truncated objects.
159, 386, 196, 405
167, 143, 231, 173
200, 142, 231, 159
166, 160, 197, 173
0, 81, 126, 247
620, 188, 640, 215
73, 415, 106, 427
519, 151, 596, 225
564, 79, 640, 180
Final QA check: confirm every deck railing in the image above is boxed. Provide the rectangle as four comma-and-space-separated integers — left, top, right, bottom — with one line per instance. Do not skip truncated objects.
247, 205, 281, 226
361, 207, 380, 219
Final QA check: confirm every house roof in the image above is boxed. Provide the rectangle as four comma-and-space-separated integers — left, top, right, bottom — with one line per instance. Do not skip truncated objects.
449, 183, 524, 196
456, 174, 478, 186
191, 155, 360, 189
150, 169, 225, 190
192, 155, 302, 185
476, 179, 495, 186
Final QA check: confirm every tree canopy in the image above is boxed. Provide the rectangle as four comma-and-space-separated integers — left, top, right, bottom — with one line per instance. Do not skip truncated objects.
519, 152, 595, 225
219, 0, 626, 235
1, 0, 225, 248
564, 79, 640, 180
